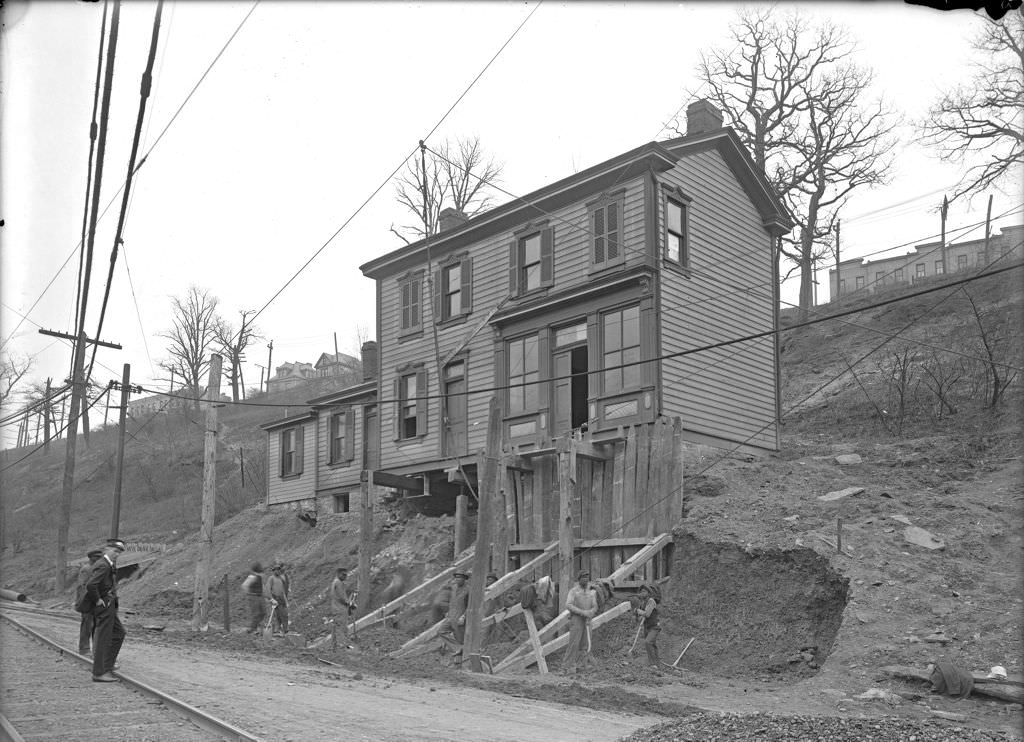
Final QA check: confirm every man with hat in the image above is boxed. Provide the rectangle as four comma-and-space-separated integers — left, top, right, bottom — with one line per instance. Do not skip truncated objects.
329, 566, 356, 650
85, 539, 127, 682
447, 570, 470, 643
265, 562, 290, 635
75, 548, 104, 655
562, 569, 599, 674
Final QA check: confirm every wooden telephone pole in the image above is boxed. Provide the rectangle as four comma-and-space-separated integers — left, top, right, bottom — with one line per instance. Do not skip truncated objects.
833, 220, 841, 299
940, 195, 949, 276
110, 364, 131, 539
192, 354, 222, 632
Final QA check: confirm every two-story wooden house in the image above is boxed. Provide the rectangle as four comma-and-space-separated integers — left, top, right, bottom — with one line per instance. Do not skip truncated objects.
357, 101, 790, 505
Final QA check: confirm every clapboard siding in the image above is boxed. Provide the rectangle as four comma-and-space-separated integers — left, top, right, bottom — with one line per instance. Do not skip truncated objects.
265, 419, 316, 505
376, 176, 647, 472
657, 149, 778, 450
316, 406, 364, 491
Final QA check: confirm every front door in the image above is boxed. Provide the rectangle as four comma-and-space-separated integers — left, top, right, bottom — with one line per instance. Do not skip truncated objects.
552, 344, 589, 435
443, 362, 468, 456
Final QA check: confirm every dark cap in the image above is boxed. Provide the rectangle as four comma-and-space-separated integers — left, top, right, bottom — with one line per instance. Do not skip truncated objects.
107, 539, 126, 552
251, 562, 263, 573
578, 570, 591, 579
87, 549, 103, 559
486, 572, 498, 582
453, 571, 469, 579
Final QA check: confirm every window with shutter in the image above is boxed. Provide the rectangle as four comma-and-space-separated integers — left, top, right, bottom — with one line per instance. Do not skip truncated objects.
397, 369, 428, 440
280, 426, 304, 476
398, 273, 422, 336
511, 223, 553, 297
437, 255, 472, 322
329, 410, 353, 464
589, 192, 625, 270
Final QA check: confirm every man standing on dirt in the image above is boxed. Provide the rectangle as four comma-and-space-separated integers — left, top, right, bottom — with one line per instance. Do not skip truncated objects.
430, 578, 454, 625
329, 567, 356, 650
634, 584, 661, 667
76, 548, 103, 655
562, 570, 598, 674
447, 571, 470, 643
86, 539, 126, 682
266, 563, 289, 635
241, 562, 265, 633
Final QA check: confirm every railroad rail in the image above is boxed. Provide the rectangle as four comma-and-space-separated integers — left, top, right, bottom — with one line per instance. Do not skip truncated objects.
0, 609, 260, 742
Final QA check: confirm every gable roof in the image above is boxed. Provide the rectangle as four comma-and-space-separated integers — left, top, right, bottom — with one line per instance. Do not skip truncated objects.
360, 128, 792, 280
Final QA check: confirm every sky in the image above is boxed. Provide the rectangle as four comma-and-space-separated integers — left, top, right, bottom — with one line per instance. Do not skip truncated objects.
1, 1, 1021, 445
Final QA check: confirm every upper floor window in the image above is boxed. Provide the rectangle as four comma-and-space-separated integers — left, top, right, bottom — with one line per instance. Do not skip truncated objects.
280, 426, 304, 477
665, 199, 689, 267
329, 409, 354, 465
507, 334, 540, 415
895, 267, 905, 282
398, 273, 422, 336
957, 254, 968, 270
839, 278, 846, 293
395, 369, 427, 440
436, 256, 473, 322
935, 260, 944, 275
602, 305, 641, 394
977, 251, 985, 265
590, 192, 624, 269
855, 276, 865, 289
916, 263, 926, 277
510, 225, 553, 296
876, 272, 885, 284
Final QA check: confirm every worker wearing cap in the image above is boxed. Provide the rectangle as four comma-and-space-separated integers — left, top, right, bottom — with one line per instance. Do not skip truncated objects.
76, 548, 103, 655
86, 539, 127, 682
266, 563, 289, 635
562, 570, 599, 674
329, 567, 356, 650
635, 584, 661, 667
447, 571, 470, 643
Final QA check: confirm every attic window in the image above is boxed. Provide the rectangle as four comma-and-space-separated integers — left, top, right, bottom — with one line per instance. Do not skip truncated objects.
589, 191, 625, 270
509, 222, 553, 296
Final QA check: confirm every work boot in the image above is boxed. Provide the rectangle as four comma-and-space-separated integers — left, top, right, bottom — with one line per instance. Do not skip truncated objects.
92, 673, 119, 683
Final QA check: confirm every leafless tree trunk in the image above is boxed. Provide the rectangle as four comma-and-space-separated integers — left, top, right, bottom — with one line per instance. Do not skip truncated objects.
962, 288, 1020, 408
674, 9, 897, 318
920, 8, 1023, 203
159, 286, 221, 414
0, 353, 32, 408
393, 136, 503, 241
215, 310, 260, 403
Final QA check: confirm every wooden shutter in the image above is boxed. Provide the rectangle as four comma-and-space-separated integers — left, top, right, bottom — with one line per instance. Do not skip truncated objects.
344, 408, 355, 462
393, 378, 401, 440
295, 425, 304, 474
415, 369, 428, 436
411, 280, 420, 328
593, 208, 605, 264
279, 430, 287, 476
508, 240, 519, 295
460, 257, 473, 314
540, 228, 554, 287
433, 269, 443, 322
606, 202, 619, 261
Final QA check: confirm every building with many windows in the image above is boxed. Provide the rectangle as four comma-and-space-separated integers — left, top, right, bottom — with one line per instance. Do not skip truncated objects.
262, 100, 792, 515
828, 224, 1023, 299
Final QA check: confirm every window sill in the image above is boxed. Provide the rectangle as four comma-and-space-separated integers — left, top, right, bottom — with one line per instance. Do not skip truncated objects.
662, 259, 692, 277
588, 260, 627, 278
327, 460, 354, 469
512, 286, 551, 302
394, 435, 427, 446
280, 472, 303, 480
436, 314, 470, 330
397, 328, 424, 342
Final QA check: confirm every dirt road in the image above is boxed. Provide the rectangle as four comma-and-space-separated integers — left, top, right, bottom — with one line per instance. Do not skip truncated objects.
8, 609, 660, 742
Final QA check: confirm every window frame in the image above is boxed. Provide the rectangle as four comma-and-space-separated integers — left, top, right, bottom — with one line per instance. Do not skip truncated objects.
935, 260, 944, 275
915, 263, 926, 278
894, 267, 905, 282
588, 189, 626, 272
509, 221, 553, 297
957, 254, 968, 270
328, 408, 355, 466
394, 366, 428, 441
855, 276, 865, 290
279, 426, 304, 478
506, 333, 541, 416
600, 304, 642, 396
435, 253, 473, 325
397, 271, 423, 339
661, 185, 693, 272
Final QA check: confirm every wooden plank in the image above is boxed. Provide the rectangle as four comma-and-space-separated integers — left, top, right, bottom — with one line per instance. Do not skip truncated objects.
362, 469, 424, 493
492, 609, 571, 673
394, 617, 448, 656
881, 666, 1024, 704
622, 426, 638, 538
633, 423, 650, 538
350, 551, 475, 633
357, 480, 374, 615
510, 537, 659, 552
669, 416, 684, 528
521, 469, 535, 544
647, 418, 665, 538
557, 436, 574, 614
494, 455, 510, 574
486, 542, 558, 599
611, 440, 626, 537
607, 533, 672, 585
498, 601, 632, 674
523, 609, 548, 674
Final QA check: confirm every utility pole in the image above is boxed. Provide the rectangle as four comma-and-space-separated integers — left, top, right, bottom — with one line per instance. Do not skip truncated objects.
255, 365, 265, 396
833, 220, 841, 300
110, 365, 131, 539
43, 378, 52, 454
983, 194, 993, 267
265, 340, 273, 394
940, 195, 949, 276
192, 353, 222, 632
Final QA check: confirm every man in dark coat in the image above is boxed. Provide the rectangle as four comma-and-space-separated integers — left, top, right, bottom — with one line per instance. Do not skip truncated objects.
76, 549, 103, 654
86, 539, 126, 682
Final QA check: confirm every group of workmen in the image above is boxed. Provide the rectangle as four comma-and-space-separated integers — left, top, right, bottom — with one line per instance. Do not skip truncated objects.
74, 538, 128, 683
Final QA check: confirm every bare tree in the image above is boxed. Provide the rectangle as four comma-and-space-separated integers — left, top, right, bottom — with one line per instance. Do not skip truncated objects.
393, 136, 504, 240
215, 310, 261, 403
674, 9, 897, 318
0, 353, 32, 408
159, 286, 221, 413
921, 7, 1024, 203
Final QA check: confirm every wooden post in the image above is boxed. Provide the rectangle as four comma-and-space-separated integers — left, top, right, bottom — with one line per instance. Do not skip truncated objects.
836, 518, 843, 554
940, 195, 949, 276
557, 434, 574, 613
464, 398, 502, 670
43, 378, 52, 453
454, 490, 469, 555
222, 573, 231, 632
110, 364, 130, 539
357, 477, 374, 615
192, 353, 222, 632
493, 454, 509, 575
983, 194, 993, 266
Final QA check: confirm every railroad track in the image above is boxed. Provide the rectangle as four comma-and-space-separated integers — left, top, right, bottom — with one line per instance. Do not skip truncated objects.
0, 609, 260, 742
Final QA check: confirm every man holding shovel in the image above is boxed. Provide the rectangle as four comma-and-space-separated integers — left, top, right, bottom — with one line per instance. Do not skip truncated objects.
634, 584, 661, 667
329, 567, 356, 650
266, 563, 289, 636
562, 570, 599, 674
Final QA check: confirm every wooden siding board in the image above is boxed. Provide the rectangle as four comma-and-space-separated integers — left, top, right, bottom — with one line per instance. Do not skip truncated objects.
656, 149, 778, 450
622, 426, 638, 538
611, 441, 625, 537
266, 420, 315, 505
634, 423, 650, 537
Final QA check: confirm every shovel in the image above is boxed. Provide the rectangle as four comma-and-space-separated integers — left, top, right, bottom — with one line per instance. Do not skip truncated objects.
628, 621, 643, 655
263, 604, 276, 640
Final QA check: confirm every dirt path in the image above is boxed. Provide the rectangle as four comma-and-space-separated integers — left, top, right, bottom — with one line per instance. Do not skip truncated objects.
9, 610, 660, 742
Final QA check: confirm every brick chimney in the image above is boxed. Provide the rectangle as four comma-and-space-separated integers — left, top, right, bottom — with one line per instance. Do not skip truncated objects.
686, 99, 723, 136
437, 207, 468, 233
361, 340, 378, 382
